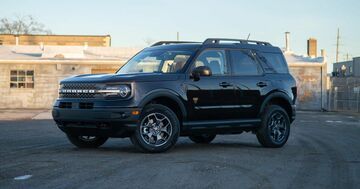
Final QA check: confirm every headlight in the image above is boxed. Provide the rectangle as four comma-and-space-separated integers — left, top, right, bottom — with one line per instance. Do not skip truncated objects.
98, 85, 131, 98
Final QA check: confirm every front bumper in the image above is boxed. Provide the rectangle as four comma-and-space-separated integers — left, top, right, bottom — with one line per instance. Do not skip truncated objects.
52, 102, 141, 137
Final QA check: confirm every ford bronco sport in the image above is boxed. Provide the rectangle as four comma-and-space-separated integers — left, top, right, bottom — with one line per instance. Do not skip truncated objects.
52, 38, 296, 153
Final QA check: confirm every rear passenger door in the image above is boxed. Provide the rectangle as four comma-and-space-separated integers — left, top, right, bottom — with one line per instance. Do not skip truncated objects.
229, 49, 266, 119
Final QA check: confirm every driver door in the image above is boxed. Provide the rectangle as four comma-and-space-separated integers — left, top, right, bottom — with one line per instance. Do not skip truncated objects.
185, 49, 238, 121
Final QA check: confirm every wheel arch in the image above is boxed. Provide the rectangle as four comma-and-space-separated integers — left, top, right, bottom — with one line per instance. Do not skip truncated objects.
139, 89, 187, 121
259, 91, 294, 121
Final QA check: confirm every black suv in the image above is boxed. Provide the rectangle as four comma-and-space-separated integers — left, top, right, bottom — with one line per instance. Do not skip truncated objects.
52, 38, 296, 153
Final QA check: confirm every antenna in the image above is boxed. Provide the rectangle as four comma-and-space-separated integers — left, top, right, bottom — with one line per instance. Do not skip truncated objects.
336, 28, 340, 63
176, 32, 179, 41
247, 33, 251, 40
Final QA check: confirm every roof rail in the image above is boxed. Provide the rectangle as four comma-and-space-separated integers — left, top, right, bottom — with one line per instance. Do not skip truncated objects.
151, 41, 198, 47
203, 38, 271, 46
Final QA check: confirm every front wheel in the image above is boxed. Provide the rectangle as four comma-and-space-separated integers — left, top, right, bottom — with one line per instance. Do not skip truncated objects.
66, 135, 108, 148
189, 134, 216, 144
130, 104, 180, 153
256, 105, 290, 148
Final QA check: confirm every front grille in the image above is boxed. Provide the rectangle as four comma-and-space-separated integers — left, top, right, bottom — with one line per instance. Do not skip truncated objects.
59, 83, 97, 99
60, 93, 95, 99
62, 83, 96, 90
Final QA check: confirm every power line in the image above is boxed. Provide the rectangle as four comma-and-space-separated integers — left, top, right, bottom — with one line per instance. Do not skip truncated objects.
336, 28, 339, 62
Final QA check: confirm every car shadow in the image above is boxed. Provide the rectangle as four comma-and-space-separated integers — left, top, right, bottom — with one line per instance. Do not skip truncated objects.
76, 140, 265, 154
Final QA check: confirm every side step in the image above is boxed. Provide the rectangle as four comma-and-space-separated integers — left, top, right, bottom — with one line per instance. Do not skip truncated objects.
183, 119, 261, 129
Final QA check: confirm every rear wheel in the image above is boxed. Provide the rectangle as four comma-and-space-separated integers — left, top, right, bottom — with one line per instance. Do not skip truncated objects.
256, 105, 290, 148
67, 135, 108, 148
130, 104, 180, 153
189, 134, 216, 144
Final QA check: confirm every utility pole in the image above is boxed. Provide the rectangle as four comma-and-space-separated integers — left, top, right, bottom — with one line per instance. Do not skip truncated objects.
176, 32, 179, 41
336, 28, 340, 63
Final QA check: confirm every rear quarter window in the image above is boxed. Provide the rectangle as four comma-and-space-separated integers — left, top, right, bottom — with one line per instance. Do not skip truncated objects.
258, 52, 289, 73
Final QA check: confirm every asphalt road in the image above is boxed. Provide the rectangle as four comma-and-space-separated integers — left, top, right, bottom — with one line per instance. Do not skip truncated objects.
0, 111, 359, 189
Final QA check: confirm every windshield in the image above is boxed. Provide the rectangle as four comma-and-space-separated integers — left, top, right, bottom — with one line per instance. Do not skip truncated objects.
117, 50, 194, 74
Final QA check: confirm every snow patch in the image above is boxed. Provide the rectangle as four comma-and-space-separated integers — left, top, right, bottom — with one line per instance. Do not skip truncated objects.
283, 51, 325, 64
325, 120, 343, 123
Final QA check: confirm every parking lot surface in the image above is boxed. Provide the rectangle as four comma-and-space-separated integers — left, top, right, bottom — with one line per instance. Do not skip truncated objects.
0, 111, 359, 189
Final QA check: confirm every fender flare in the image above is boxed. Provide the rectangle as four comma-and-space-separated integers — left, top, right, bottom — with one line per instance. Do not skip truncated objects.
138, 89, 187, 119
259, 91, 293, 116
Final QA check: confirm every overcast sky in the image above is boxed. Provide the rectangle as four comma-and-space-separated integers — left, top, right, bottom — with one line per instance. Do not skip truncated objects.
1, 0, 359, 63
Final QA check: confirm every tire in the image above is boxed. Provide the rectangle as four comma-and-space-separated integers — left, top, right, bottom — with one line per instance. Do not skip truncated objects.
256, 105, 290, 148
189, 134, 216, 144
130, 104, 180, 153
67, 135, 108, 148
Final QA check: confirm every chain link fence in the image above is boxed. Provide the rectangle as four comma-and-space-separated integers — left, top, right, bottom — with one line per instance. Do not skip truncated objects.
328, 77, 360, 113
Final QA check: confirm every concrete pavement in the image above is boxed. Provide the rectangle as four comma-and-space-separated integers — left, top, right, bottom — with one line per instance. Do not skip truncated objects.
0, 109, 52, 120
0, 111, 359, 189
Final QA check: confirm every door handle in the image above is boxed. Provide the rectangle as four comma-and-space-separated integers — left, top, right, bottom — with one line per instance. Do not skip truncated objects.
219, 82, 232, 88
256, 82, 267, 87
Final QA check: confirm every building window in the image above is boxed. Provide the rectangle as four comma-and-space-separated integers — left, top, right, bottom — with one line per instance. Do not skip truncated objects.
10, 70, 34, 88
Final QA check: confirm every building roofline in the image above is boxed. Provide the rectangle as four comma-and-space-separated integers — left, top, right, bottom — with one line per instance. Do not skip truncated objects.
0, 34, 111, 37
0, 59, 125, 65
288, 62, 327, 67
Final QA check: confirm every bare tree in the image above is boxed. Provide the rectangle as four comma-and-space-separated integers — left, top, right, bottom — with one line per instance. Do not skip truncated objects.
0, 15, 51, 35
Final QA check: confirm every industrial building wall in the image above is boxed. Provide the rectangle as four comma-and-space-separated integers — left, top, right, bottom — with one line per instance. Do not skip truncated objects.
288, 63, 327, 110
0, 62, 122, 109
354, 57, 360, 77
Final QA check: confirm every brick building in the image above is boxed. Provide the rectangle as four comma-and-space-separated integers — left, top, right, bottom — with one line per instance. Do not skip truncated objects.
0, 44, 140, 109
307, 38, 317, 57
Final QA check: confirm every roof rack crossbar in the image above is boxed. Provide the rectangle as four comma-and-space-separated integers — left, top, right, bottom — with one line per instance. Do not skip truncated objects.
151, 41, 198, 47
203, 38, 271, 46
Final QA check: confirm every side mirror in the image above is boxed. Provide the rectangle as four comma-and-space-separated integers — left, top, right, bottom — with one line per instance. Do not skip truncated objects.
191, 66, 212, 81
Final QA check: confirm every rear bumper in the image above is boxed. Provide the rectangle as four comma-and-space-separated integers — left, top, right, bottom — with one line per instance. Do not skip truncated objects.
52, 106, 141, 137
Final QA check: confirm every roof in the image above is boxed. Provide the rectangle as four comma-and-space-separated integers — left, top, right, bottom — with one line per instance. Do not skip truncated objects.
146, 42, 281, 53
283, 51, 325, 64
146, 43, 202, 51
0, 34, 111, 37
0, 45, 141, 61
147, 38, 280, 53
0, 43, 326, 65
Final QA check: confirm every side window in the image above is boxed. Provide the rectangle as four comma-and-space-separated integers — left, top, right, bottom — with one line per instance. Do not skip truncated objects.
230, 50, 262, 76
258, 52, 289, 73
193, 50, 227, 75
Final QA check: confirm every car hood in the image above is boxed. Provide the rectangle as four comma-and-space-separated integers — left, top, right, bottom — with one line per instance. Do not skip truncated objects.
61, 73, 182, 83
